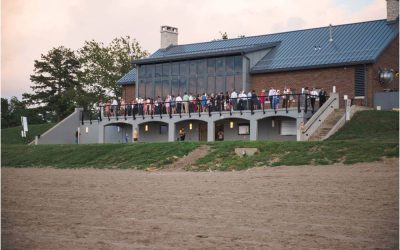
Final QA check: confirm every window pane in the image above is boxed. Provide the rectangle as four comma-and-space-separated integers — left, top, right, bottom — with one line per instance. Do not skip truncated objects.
234, 75, 242, 92
189, 77, 196, 94
226, 76, 234, 93
189, 61, 197, 75
234, 56, 242, 74
207, 58, 215, 75
197, 60, 206, 75
154, 79, 162, 98
179, 76, 187, 95
171, 62, 179, 76
146, 65, 154, 78
179, 62, 188, 76
171, 77, 179, 96
197, 76, 206, 95
226, 57, 234, 75
207, 76, 215, 94
216, 58, 224, 76
155, 64, 162, 77
139, 65, 145, 77
216, 76, 225, 93
139, 80, 146, 98
162, 63, 170, 77
146, 80, 154, 98
162, 79, 170, 98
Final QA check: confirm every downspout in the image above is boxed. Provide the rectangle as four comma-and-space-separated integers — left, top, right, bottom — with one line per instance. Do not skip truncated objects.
135, 64, 139, 99
364, 64, 368, 106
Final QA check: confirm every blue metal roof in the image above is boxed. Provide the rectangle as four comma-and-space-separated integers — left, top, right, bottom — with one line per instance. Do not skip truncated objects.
117, 68, 136, 85
135, 19, 398, 73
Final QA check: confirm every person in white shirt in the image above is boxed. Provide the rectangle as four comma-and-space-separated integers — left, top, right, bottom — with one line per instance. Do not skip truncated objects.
230, 89, 238, 110
238, 90, 247, 110
268, 87, 276, 109
111, 98, 118, 116
176, 94, 183, 114
310, 87, 318, 112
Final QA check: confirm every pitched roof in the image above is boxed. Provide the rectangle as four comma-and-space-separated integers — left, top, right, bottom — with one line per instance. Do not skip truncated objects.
116, 68, 136, 85
135, 19, 399, 73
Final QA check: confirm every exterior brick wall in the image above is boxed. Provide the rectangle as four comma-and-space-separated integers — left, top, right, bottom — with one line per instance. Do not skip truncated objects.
251, 66, 355, 106
251, 35, 399, 108
122, 84, 136, 102
367, 35, 399, 107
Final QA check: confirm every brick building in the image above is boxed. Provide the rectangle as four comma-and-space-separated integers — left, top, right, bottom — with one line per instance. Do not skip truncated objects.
118, 1, 399, 109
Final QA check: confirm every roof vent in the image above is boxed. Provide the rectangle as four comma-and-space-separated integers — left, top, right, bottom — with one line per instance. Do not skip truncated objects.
328, 24, 334, 43
160, 26, 178, 49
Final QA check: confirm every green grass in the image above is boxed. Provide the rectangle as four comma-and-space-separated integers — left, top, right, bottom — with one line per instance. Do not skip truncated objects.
188, 110, 399, 171
1, 123, 55, 144
2, 110, 398, 170
329, 110, 398, 142
2, 142, 199, 169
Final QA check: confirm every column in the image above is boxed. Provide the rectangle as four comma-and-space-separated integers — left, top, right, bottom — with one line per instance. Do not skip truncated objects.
98, 125, 104, 144
168, 122, 176, 142
249, 119, 258, 141
207, 121, 215, 142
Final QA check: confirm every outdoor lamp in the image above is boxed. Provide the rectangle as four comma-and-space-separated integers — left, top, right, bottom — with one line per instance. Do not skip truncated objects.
189, 122, 193, 130
230, 121, 234, 128
145, 124, 149, 132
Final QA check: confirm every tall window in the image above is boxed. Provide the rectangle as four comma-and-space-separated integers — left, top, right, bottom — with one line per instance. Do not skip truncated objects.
137, 56, 243, 98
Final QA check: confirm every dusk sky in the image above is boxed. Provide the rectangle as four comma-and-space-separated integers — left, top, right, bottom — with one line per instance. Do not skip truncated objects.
2, 0, 386, 99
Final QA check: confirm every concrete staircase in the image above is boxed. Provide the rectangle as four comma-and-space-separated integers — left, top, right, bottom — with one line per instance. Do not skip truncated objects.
309, 109, 345, 141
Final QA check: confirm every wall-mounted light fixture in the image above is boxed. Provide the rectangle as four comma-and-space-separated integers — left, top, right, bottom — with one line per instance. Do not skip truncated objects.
145, 124, 149, 132
85, 127, 89, 133
272, 119, 275, 128
189, 122, 193, 130
230, 121, 234, 128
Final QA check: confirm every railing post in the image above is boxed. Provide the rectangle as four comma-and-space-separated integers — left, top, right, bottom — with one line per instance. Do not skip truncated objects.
89, 111, 92, 125
285, 94, 289, 113
98, 106, 102, 122
124, 105, 127, 120
188, 100, 191, 118
81, 110, 84, 125
297, 94, 301, 113
304, 94, 308, 113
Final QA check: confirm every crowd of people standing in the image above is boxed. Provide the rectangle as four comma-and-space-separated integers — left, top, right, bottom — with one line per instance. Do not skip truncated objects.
96, 87, 328, 117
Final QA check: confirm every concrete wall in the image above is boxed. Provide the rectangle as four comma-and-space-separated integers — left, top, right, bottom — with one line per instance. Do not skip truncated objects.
37, 108, 82, 144
374, 92, 399, 110
79, 122, 100, 144
215, 118, 250, 141
258, 116, 297, 141
104, 123, 132, 143
138, 122, 168, 142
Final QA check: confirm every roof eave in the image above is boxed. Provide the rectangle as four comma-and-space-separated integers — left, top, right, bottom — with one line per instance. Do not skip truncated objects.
132, 42, 280, 65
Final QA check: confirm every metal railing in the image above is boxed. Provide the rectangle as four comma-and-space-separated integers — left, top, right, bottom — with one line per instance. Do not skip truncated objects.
80, 93, 326, 124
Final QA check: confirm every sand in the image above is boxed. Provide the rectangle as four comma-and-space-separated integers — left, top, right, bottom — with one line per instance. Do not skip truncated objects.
2, 158, 398, 249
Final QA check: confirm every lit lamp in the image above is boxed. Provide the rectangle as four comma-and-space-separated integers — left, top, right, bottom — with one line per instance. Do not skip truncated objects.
145, 124, 149, 132
85, 127, 89, 133
230, 121, 234, 128
189, 122, 193, 130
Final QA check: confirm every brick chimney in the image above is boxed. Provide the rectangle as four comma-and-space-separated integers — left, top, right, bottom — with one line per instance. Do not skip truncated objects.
160, 26, 178, 49
387, 0, 399, 22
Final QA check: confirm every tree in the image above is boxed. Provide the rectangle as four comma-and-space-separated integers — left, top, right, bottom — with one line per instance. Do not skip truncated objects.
23, 47, 84, 122
1, 97, 46, 128
78, 36, 149, 101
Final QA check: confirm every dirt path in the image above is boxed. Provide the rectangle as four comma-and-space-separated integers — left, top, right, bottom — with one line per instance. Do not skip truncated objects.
2, 158, 398, 249
161, 144, 210, 171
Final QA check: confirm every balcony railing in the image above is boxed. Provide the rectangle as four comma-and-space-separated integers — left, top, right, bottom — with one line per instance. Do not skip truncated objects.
80, 94, 326, 124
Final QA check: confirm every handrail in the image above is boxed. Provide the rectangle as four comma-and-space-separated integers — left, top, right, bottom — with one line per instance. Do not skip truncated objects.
81, 93, 324, 123
302, 94, 337, 133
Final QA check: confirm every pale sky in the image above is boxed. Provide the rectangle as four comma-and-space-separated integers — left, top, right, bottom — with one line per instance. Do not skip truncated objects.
1, 0, 386, 99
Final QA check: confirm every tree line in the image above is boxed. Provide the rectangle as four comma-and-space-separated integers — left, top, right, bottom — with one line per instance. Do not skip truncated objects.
2, 36, 148, 128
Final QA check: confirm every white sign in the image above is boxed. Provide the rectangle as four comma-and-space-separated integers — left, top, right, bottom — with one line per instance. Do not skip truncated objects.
21, 116, 28, 132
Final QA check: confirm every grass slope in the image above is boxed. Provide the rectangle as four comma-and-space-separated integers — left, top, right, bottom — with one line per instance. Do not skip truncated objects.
1, 110, 398, 170
1, 123, 55, 145
189, 110, 399, 171
2, 142, 199, 169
